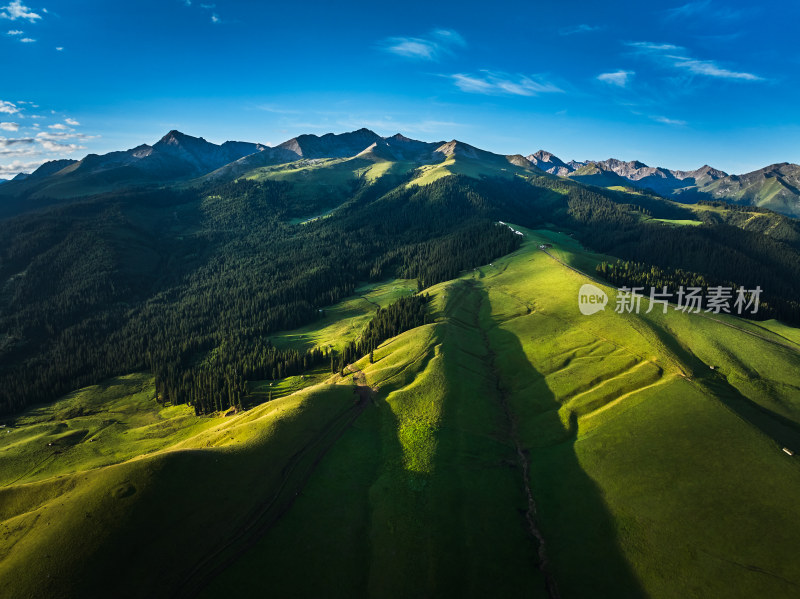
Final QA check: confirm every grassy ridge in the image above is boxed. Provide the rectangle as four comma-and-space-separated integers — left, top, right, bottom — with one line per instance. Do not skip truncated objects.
0, 384, 356, 598
3, 225, 800, 597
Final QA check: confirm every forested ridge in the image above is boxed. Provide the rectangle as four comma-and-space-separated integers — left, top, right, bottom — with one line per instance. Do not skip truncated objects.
0, 176, 525, 415
2, 166, 800, 416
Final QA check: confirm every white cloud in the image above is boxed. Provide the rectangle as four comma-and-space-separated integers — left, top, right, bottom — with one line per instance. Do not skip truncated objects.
597, 70, 634, 87
0, 136, 36, 156
55, 46, 63, 51
627, 41, 683, 53
48, 123, 69, 130
381, 29, 465, 61
0, 136, 34, 147
19, 36, 34, 42
671, 58, 763, 80
0, 1, 42, 22
36, 130, 97, 142
0, 100, 20, 114
210, 13, 219, 23
652, 115, 687, 126
559, 24, 601, 35
0, 121, 19, 131
665, 1, 748, 21
450, 71, 562, 96
39, 139, 85, 152
0, 159, 47, 176
65, 117, 79, 126
6, 28, 22, 34
665, 0, 711, 19
627, 41, 763, 81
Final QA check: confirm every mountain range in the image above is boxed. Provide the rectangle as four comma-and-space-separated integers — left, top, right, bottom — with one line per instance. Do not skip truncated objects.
1, 128, 799, 218
3, 122, 800, 598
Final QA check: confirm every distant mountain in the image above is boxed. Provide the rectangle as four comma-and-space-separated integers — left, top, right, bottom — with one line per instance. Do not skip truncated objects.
677, 162, 800, 216
2, 128, 799, 218
0, 132, 266, 200
519, 148, 800, 217
26, 159, 78, 180
525, 150, 572, 176
276, 128, 383, 159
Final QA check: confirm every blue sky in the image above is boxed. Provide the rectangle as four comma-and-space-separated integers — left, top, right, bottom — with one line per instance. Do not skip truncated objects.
2, 0, 799, 178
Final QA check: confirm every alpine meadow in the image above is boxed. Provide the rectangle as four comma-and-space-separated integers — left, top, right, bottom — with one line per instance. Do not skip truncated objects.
2, 1, 800, 597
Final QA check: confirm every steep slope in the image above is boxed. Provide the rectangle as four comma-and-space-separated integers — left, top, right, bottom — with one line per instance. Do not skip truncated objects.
6, 231, 799, 597
526, 150, 573, 176
0, 131, 265, 201
276, 128, 383, 159
680, 163, 800, 216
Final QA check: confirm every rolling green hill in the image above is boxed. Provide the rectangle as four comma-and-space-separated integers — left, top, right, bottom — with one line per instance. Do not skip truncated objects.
3, 229, 800, 597
3, 128, 800, 597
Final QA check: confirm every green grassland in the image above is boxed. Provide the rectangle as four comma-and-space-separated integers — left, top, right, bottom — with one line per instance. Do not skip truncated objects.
0, 373, 222, 487
649, 217, 704, 226
3, 224, 800, 597
269, 278, 418, 352
242, 154, 417, 216
0, 382, 359, 598
408, 153, 534, 187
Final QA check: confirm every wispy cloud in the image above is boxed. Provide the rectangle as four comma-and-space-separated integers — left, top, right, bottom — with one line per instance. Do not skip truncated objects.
450, 71, 562, 96
0, 136, 35, 147
665, 0, 750, 21
0, 101, 97, 176
671, 58, 762, 80
0, 100, 20, 114
597, 70, 634, 87
626, 41, 763, 81
36, 130, 97, 143
665, 0, 711, 19
381, 29, 465, 61
0, 159, 47, 176
182, 0, 222, 25
628, 41, 682, 52
0, 1, 41, 22
39, 139, 85, 152
559, 24, 601, 36
19, 36, 34, 42
6, 28, 22, 34
0, 136, 37, 157
652, 115, 687, 126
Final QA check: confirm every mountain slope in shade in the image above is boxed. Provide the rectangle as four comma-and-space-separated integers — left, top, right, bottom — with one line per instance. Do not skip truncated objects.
276, 128, 383, 159
0, 132, 266, 200
2, 129, 799, 218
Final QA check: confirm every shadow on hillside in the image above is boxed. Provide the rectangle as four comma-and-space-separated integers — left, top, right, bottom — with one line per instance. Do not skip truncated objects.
483, 284, 647, 599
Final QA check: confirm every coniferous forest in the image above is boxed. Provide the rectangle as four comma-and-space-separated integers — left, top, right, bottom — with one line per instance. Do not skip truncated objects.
3, 170, 800, 416
0, 176, 524, 415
